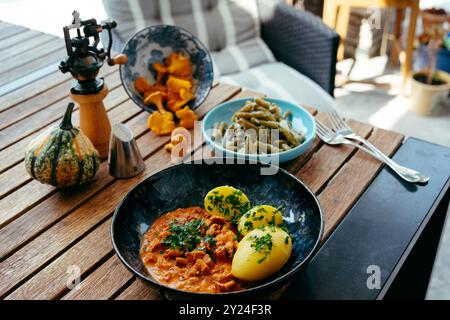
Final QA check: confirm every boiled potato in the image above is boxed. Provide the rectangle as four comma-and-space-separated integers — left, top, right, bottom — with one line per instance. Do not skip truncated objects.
204, 186, 250, 221
232, 226, 292, 281
238, 205, 284, 235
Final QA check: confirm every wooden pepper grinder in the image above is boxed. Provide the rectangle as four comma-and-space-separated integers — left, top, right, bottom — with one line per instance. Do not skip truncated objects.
59, 11, 127, 158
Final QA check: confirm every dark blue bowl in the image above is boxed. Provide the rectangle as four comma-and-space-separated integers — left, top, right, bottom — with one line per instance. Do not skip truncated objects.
111, 161, 323, 298
120, 24, 214, 113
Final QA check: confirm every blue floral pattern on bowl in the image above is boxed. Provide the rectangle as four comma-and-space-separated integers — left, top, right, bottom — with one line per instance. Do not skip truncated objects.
120, 25, 214, 112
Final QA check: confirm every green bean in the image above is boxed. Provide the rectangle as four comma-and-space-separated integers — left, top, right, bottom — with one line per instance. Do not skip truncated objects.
255, 97, 271, 108
249, 117, 260, 125
234, 111, 275, 121
239, 104, 254, 112
218, 122, 228, 134
269, 105, 280, 114
236, 118, 258, 130
280, 120, 305, 146
258, 120, 279, 129
283, 110, 292, 120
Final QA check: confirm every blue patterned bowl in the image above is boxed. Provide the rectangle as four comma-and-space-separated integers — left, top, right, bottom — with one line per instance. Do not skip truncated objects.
111, 161, 323, 298
120, 25, 214, 112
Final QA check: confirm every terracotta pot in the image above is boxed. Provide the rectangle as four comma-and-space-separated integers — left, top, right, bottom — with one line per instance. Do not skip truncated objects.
410, 70, 450, 116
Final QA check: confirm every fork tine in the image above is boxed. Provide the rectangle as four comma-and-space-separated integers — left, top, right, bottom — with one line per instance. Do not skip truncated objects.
328, 108, 350, 131
315, 121, 327, 134
327, 111, 342, 131
315, 119, 335, 140
316, 125, 327, 137
315, 127, 328, 140
315, 119, 332, 134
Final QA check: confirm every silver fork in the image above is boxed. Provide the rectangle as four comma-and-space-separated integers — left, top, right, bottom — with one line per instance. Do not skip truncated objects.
316, 120, 382, 160
325, 109, 430, 184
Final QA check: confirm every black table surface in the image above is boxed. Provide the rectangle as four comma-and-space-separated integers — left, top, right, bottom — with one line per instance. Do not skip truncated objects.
282, 137, 450, 299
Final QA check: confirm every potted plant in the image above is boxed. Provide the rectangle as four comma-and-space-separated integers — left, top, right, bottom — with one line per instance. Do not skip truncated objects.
410, 8, 450, 116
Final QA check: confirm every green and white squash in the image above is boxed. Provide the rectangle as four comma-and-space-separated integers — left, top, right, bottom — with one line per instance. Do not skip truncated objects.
25, 102, 100, 187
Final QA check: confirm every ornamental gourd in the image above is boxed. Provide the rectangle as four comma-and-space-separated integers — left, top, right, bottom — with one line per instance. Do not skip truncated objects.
25, 103, 100, 187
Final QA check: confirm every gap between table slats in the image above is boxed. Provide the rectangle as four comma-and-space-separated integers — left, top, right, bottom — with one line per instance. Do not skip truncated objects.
0, 69, 121, 150
0, 23, 28, 41
0, 38, 64, 74
0, 30, 44, 53
0, 47, 66, 87
0, 66, 118, 131
0, 71, 70, 113
0, 33, 56, 62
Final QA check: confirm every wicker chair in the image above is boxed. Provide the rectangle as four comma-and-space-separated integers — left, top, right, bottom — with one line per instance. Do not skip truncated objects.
259, 2, 339, 95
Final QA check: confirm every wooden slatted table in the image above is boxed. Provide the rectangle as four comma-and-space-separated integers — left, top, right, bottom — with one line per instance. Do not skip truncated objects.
1, 23, 449, 300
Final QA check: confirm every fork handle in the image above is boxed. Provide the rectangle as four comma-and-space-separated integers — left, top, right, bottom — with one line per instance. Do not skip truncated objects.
346, 134, 430, 184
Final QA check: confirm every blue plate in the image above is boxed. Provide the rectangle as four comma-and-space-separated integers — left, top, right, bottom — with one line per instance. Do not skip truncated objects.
111, 161, 323, 298
120, 25, 214, 113
202, 98, 316, 163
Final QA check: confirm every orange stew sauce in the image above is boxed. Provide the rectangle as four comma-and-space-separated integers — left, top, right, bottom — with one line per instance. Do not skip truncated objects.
140, 207, 246, 293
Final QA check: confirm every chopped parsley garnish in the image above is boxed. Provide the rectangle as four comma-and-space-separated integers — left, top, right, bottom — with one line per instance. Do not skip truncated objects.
209, 190, 251, 225
160, 218, 220, 261
243, 220, 254, 232
249, 233, 273, 264
204, 235, 216, 247
268, 215, 276, 226
279, 222, 289, 233
161, 219, 205, 252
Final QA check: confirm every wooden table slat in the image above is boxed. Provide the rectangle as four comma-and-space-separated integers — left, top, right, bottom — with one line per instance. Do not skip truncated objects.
0, 33, 56, 61
295, 116, 374, 194
61, 255, 133, 300
0, 38, 64, 74
0, 24, 27, 41
0, 71, 69, 113
0, 30, 46, 54
0, 47, 65, 87
0, 70, 121, 150
5, 218, 113, 300
115, 280, 162, 300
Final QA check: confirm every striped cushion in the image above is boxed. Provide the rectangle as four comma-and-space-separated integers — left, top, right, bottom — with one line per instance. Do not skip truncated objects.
212, 37, 275, 77
220, 62, 336, 112
103, 0, 276, 77
104, 0, 260, 51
